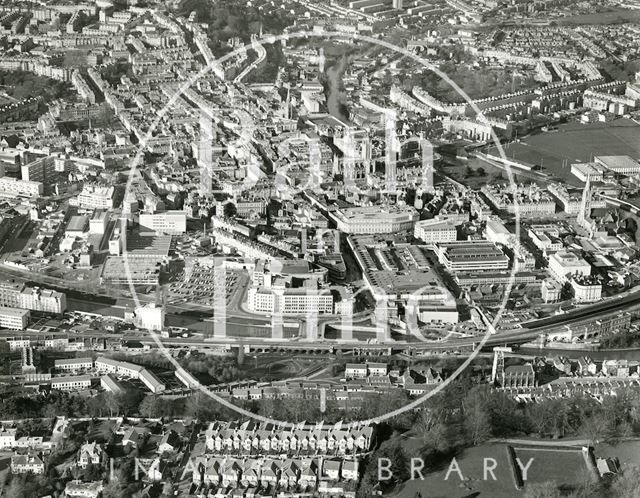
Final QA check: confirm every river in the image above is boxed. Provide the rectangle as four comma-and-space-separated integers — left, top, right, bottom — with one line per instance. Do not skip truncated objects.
325, 55, 350, 123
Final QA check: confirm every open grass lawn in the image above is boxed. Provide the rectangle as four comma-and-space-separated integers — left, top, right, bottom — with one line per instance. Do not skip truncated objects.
392, 443, 518, 498
513, 447, 591, 494
556, 8, 640, 25
389, 439, 612, 497
486, 119, 640, 187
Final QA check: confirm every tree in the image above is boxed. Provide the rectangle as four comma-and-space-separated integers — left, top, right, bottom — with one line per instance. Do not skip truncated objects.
527, 401, 554, 437
139, 396, 163, 418
237, 346, 245, 367
185, 392, 223, 421
462, 387, 492, 445
560, 281, 574, 301
223, 202, 237, 218
84, 462, 102, 482
477, 167, 487, 176
581, 414, 613, 444
103, 392, 120, 417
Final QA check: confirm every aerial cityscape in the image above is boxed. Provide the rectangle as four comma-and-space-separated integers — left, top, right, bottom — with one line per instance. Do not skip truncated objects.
0, 0, 640, 497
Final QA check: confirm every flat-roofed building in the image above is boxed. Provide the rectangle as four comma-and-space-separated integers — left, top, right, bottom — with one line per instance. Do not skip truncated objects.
485, 219, 512, 246
108, 234, 121, 256
89, 209, 109, 234
0, 281, 21, 308
18, 286, 66, 313
414, 219, 457, 245
332, 205, 418, 234
66, 215, 89, 237
571, 276, 602, 303
133, 303, 164, 331
528, 227, 563, 252
455, 271, 538, 287
434, 241, 509, 272
0, 307, 29, 330
51, 375, 92, 391
247, 287, 333, 315
21, 156, 55, 183
101, 257, 161, 285
594, 155, 640, 176
571, 162, 605, 182
54, 357, 93, 372
541, 278, 562, 303
125, 234, 172, 259
5, 337, 29, 351
0, 177, 43, 198
549, 250, 591, 283
76, 185, 115, 210
139, 210, 187, 235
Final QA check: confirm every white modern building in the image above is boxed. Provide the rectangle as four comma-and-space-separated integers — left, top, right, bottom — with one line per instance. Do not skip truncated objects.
133, 303, 165, 331
0, 177, 44, 198
18, 286, 67, 313
434, 241, 509, 272
485, 219, 512, 246
570, 162, 605, 182
528, 227, 563, 252
247, 287, 334, 315
0, 307, 29, 330
548, 251, 591, 283
89, 209, 110, 234
51, 375, 92, 391
413, 219, 457, 245
571, 278, 602, 303
332, 206, 418, 234
139, 211, 187, 235
594, 155, 640, 176
54, 358, 93, 372
541, 279, 562, 303
76, 185, 115, 210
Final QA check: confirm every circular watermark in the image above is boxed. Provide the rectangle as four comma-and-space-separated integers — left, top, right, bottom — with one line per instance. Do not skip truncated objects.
122, 30, 522, 429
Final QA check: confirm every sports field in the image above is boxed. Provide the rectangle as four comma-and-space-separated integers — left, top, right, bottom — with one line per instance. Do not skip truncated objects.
486, 119, 640, 186
392, 443, 517, 498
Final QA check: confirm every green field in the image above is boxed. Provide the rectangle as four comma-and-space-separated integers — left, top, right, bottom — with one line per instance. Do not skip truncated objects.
513, 447, 591, 492
391, 440, 598, 498
556, 8, 640, 25
392, 443, 518, 498
486, 119, 640, 186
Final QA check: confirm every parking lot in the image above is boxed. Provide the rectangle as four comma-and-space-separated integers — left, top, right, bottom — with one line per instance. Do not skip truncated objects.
166, 263, 247, 309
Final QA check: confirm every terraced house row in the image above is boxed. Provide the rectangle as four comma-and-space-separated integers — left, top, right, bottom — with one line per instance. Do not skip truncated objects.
190, 456, 358, 489
204, 420, 374, 456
